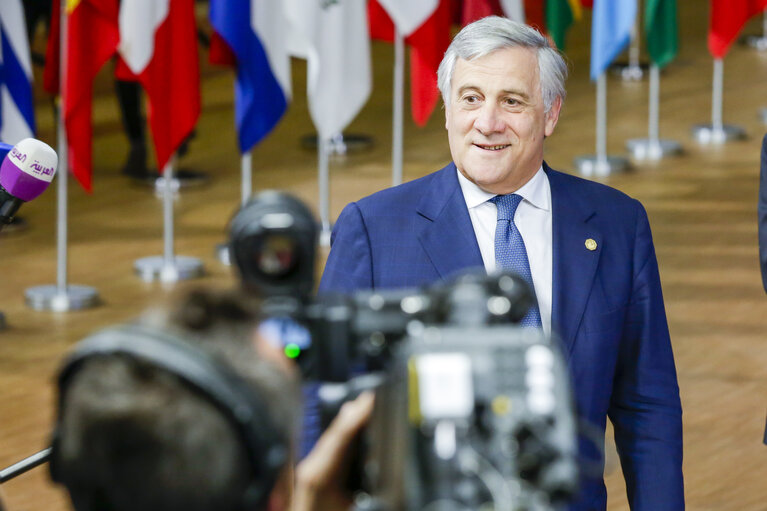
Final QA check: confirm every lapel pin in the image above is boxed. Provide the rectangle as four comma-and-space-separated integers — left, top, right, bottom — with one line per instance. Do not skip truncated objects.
585, 238, 597, 251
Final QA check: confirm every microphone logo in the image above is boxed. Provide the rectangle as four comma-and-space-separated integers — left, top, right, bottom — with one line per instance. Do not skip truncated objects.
0, 138, 58, 202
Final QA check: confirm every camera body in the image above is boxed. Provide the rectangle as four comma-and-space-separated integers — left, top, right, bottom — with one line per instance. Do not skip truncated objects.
229, 191, 579, 510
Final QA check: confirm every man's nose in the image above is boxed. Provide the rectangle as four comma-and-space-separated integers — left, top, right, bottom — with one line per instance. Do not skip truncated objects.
474, 103, 505, 135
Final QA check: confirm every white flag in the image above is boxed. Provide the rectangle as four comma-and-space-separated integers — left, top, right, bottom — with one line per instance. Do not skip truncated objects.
285, 0, 371, 139
377, 0, 438, 36
0, 0, 35, 144
500, 0, 525, 23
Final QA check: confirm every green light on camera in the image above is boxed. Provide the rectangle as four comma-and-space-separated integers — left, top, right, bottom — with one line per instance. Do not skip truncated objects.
284, 343, 301, 359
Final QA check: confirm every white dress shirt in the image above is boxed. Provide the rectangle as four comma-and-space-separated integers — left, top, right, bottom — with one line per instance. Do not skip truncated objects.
456, 167, 553, 336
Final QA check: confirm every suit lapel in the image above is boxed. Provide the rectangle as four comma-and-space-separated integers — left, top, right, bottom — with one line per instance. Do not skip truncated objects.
547, 166, 603, 355
416, 164, 484, 280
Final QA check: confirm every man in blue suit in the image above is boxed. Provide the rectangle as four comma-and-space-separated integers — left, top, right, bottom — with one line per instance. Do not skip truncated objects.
320, 16, 683, 511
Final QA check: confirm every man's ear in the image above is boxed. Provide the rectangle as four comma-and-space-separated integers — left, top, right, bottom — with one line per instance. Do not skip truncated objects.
544, 96, 562, 137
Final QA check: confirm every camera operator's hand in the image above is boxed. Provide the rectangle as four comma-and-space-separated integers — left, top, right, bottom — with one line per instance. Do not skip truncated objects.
293, 392, 374, 511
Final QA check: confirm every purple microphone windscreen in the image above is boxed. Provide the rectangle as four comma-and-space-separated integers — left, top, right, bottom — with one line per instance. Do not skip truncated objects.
0, 138, 58, 202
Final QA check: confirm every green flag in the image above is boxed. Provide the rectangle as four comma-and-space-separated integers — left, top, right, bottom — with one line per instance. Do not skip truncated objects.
645, 0, 678, 68
546, 0, 583, 51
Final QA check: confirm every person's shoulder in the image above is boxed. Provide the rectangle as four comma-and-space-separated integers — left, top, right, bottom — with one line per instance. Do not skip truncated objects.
546, 164, 641, 210
352, 163, 455, 213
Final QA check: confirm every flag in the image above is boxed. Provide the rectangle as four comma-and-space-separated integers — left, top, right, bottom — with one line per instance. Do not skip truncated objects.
117, 0, 200, 173
523, 0, 545, 32
63, 0, 120, 192
461, 0, 524, 25
590, 0, 637, 80
645, 0, 678, 68
709, 0, 767, 59
0, 0, 35, 144
286, 0, 371, 139
546, 0, 582, 50
210, 0, 291, 153
377, 0, 439, 36
368, 0, 450, 126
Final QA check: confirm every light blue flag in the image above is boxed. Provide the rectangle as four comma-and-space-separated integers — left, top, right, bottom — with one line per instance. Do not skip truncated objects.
0, 0, 35, 144
590, 0, 637, 81
210, 0, 291, 153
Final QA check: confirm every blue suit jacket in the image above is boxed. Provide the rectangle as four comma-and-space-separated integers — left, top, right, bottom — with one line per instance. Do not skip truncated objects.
319, 162, 683, 510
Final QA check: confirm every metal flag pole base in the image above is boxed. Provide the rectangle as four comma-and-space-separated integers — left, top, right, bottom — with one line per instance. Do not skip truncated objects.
301, 133, 374, 155
573, 155, 630, 177
134, 256, 204, 283
215, 242, 231, 266
739, 34, 767, 51
609, 61, 649, 81
129, 169, 210, 191
25, 284, 100, 312
319, 225, 332, 248
625, 138, 683, 160
760, 107, 767, 124
691, 124, 746, 144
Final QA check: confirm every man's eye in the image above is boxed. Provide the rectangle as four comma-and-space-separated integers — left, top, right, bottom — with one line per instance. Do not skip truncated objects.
504, 98, 519, 106
463, 95, 480, 104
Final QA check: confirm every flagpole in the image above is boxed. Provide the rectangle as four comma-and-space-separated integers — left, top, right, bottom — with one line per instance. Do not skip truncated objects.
25, 0, 99, 312
318, 136, 331, 247
241, 152, 252, 206
626, 64, 682, 160
392, 28, 405, 187
692, 58, 745, 144
612, 2, 646, 81
574, 73, 629, 177
134, 157, 204, 282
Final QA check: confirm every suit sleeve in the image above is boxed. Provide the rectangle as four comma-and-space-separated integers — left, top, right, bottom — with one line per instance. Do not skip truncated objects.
318, 202, 374, 294
608, 202, 685, 510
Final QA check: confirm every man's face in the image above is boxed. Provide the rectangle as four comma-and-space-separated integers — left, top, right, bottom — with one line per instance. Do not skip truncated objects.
445, 47, 561, 195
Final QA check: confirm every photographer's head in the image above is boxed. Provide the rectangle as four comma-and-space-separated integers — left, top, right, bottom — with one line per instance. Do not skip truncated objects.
50, 289, 300, 511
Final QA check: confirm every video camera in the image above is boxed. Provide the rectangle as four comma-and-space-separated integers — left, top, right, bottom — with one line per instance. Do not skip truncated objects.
229, 191, 579, 510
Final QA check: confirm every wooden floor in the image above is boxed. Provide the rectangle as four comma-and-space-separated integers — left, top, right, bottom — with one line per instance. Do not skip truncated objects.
2, 1, 767, 509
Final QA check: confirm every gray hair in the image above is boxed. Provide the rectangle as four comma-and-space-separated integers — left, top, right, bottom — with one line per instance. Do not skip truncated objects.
437, 16, 568, 113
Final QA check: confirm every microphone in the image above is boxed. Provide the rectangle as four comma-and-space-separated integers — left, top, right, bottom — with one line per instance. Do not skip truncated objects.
0, 138, 58, 230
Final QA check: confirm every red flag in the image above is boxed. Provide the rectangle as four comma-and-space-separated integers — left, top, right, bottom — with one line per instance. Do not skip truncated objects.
208, 31, 236, 67
580, 0, 593, 8
117, 0, 200, 173
524, 0, 546, 32
368, 0, 451, 126
43, 0, 60, 95
709, 0, 767, 58
59, 0, 120, 192
461, 0, 504, 26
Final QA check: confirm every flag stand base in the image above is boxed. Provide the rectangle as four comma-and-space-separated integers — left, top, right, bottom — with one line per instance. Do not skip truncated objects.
134, 256, 204, 283
130, 169, 210, 191
25, 285, 100, 312
320, 226, 332, 248
760, 108, 767, 125
691, 124, 746, 144
215, 242, 231, 266
609, 61, 649, 81
573, 156, 630, 177
740, 34, 767, 51
625, 139, 683, 160
301, 133, 374, 155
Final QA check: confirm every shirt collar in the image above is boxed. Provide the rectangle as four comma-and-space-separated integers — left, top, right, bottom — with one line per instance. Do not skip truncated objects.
456, 165, 550, 211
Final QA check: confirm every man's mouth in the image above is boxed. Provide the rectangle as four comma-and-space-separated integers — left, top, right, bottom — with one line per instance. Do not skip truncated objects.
474, 143, 510, 151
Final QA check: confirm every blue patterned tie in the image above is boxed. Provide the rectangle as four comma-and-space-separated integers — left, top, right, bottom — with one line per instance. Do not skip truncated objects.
491, 194, 542, 327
